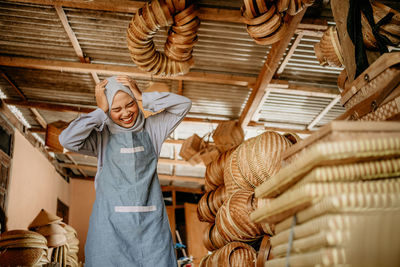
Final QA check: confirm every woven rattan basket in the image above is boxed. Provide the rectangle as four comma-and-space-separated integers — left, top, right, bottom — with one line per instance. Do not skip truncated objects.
215, 190, 267, 243
199, 241, 257, 267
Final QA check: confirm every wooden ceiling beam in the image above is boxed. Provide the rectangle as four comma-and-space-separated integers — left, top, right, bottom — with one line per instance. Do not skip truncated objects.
70, 174, 204, 185
161, 185, 204, 194
158, 174, 204, 185
3, 99, 96, 113
307, 95, 341, 130
238, 10, 307, 128
6, 0, 331, 28
0, 71, 26, 100
0, 56, 255, 87
247, 122, 313, 134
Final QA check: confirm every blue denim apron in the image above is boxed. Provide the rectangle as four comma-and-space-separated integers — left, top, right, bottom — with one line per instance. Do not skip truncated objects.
85, 130, 176, 266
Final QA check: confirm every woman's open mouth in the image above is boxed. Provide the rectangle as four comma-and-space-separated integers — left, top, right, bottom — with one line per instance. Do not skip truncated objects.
121, 114, 134, 124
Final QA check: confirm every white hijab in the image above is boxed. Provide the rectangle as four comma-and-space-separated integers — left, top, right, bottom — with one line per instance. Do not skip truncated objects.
104, 76, 145, 133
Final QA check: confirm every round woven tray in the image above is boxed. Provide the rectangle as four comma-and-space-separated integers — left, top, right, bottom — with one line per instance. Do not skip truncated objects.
200, 241, 257, 267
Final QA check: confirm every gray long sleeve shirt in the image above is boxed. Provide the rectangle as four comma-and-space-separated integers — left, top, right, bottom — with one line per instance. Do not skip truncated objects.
59, 92, 191, 182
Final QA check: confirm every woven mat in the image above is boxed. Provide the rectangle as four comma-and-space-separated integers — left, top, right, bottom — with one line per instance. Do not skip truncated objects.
251, 180, 400, 224
271, 214, 374, 247
275, 193, 400, 233
265, 248, 346, 267
271, 230, 350, 258
292, 158, 400, 189
255, 137, 400, 199
265, 211, 400, 267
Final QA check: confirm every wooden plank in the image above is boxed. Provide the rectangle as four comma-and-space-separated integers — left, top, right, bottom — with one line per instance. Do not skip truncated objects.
60, 163, 97, 172
178, 80, 183, 95
166, 206, 176, 243
158, 174, 205, 184
54, 5, 84, 62
3, 99, 96, 113
161, 186, 204, 194
29, 127, 46, 133
247, 122, 313, 134
0, 56, 256, 86
6, 0, 243, 23
277, 33, 304, 74
0, 71, 26, 100
184, 203, 209, 265
30, 108, 47, 128
307, 95, 341, 130
239, 9, 308, 128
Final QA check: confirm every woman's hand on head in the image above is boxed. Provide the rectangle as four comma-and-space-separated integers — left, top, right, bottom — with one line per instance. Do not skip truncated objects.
116, 75, 142, 101
95, 79, 109, 113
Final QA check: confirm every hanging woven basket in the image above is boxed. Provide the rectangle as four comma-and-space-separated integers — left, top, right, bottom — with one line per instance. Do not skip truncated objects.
224, 131, 292, 195
202, 223, 229, 251
197, 186, 227, 223
127, 0, 199, 76
314, 26, 344, 67
205, 148, 235, 191
215, 190, 270, 243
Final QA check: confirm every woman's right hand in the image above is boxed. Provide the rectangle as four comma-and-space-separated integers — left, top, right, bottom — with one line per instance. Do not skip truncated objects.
95, 79, 108, 113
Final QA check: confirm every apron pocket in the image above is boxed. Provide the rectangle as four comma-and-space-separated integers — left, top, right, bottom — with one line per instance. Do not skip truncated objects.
114, 205, 156, 212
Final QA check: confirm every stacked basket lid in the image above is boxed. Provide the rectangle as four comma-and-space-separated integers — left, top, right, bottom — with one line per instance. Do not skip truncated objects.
0, 230, 49, 266
28, 209, 80, 267
250, 121, 400, 266
242, 0, 314, 45
339, 52, 400, 122
197, 126, 297, 267
127, 0, 199, 76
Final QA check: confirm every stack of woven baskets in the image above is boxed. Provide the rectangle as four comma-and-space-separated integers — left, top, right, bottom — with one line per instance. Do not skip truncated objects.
28, 209, 79, 267
0, 230, 49, 266
339, 52, 400, 122
198, 130, 296, 266
242, 0, 314, 45
127, 0, 198, 76
251, 121, 400, 266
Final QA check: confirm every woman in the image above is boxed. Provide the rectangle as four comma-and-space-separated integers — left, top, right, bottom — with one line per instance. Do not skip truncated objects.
59, 75, 191, 266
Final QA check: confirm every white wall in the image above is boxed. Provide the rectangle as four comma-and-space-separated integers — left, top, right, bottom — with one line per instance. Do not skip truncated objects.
7, 130, 70, 229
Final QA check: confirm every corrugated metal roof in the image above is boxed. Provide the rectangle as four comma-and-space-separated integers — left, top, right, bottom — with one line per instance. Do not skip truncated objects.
184, 81, 250, 119
0, 2, 78, 61
258, 91, 345, 130
279, 33, 343, 88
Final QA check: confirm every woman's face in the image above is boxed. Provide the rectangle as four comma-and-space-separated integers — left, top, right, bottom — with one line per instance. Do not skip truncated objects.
110, 91, 139, 128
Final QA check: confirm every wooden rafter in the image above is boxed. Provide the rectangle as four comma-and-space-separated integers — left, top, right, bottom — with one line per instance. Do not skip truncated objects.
247, 122, 313, 134
3, 99, 95, 113
0, 70, 51, 130
238, 10, 307, 128
0, 71, 26, 100
277, 32, 304, 75
307, 95, 341, 130
30, 108, 47, 129
54, 5, 100, 84
54, 6, 84, 62
0, 56, 255, 87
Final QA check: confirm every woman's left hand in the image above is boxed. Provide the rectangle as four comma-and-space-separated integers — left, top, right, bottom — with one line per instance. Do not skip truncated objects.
117, 75, 142, 101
